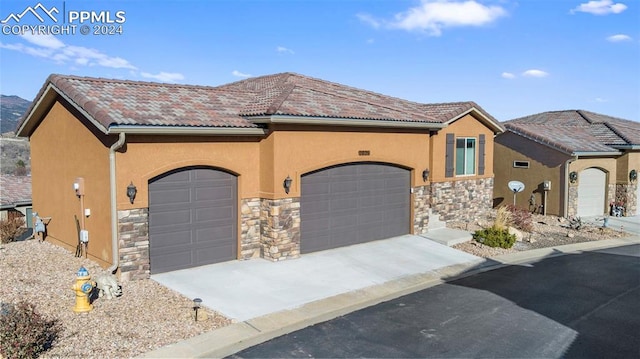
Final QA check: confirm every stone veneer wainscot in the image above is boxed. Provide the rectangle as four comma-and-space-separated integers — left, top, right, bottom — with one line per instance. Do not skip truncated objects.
117, 208, 150, 281
260, 198, 300, 261
430, 178, 493, 222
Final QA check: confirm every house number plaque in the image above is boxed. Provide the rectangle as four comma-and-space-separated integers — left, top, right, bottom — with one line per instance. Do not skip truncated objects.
358, 150, 370, 156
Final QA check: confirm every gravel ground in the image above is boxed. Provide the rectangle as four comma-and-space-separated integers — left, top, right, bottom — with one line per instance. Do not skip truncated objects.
450, 213, 629, 257
0, 240, 231, 359
0, 213, 629, 358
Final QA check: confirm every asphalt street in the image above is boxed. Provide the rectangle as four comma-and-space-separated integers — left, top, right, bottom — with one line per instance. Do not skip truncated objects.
230, 244, 640, 358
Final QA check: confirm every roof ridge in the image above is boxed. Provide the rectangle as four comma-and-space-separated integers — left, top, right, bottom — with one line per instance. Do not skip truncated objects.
265, 83, 297, 114
284, 75, 441, 122
50, 73, 221, 91
600, 121, 633, 145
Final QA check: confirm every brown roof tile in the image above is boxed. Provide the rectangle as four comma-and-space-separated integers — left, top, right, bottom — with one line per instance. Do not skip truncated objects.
0, 175, 31, 208
504, 110, 639, 153
17, 72, 502, 134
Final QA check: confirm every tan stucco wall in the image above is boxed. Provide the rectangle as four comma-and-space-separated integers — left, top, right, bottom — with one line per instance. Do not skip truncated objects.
570, 157, 617, 183
116, 136, 262, 210
494, 133, 572, 216
430, 114, 496, 183
265, 125, 431, 197
30, 100, 113, 267
617, 151, 640, 183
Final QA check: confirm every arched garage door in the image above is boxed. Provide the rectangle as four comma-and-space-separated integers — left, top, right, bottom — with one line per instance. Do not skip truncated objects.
301, 162, 410, 253
149, 167, 237, 274
577, 168, 606, 217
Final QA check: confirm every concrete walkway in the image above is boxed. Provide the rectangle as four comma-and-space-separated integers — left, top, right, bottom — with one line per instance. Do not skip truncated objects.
142, 234, 640, 359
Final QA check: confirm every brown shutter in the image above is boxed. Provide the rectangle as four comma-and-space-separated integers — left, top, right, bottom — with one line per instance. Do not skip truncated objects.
445, 133, 454, 178
478, 134, 486, 175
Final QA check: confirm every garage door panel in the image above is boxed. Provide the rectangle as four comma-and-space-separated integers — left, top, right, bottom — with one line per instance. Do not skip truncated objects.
153, 250, 193, 270
195, 185, 234, 201
149, 167, 237, 274
196, 224, 234, 240
149, 188, 191, 206
577, 168, 606, 217
153, 230, 191, 247
150, 208, 191, 226
301, 163, 410, 253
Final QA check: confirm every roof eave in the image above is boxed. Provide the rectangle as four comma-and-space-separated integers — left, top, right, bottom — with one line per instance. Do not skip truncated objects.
444, 107, 505, 134
572, 151, 621, 157
16, 83, 109, 137
107, 125, 267, 136
609, 144, 640, 150
248, 115, 447, 129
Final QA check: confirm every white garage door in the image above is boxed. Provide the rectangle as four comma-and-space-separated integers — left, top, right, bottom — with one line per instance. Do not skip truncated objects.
577, 168, 606, 217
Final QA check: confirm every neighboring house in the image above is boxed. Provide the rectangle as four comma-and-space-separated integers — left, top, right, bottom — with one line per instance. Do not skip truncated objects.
494, 110, 640, 218
0, 174, 32, 226
16, 73, 503, 280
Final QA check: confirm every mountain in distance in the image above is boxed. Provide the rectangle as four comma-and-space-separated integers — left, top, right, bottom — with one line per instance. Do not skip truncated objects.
1, 95, 31, 134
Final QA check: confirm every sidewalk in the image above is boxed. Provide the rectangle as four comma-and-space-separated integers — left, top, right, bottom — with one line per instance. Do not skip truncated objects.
140, 235, 640, 359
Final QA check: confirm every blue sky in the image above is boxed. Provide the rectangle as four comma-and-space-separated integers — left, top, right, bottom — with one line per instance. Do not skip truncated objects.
1, 0, 638, 122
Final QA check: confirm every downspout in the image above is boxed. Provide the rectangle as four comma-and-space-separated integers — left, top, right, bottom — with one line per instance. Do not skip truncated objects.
108, 132, 126, 274
563, 155, 578, 218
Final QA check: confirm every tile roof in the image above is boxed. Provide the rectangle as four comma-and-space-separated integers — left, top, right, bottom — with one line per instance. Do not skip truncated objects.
18, 72, 502, 134
504, 110, 639, 154
0, 174, 31, 208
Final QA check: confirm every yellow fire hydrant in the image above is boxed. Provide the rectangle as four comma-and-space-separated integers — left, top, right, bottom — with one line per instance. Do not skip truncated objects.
72, 266, 95, 313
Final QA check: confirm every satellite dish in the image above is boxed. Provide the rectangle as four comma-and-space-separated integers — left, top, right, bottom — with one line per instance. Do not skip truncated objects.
508, 180, 525, 193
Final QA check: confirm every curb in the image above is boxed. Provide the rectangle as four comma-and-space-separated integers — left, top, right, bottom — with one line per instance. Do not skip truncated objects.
140, 235, 640, 358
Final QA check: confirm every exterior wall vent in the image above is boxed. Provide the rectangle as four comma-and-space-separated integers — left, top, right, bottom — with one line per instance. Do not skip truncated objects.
513, 161, 530, 169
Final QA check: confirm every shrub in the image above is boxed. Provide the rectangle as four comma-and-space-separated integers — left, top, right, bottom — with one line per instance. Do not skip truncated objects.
505, 204, 533, 232
0, 301, 61, 359
473, 226, 517, 249
0, 218, 25, 244
493, 205, 512, 230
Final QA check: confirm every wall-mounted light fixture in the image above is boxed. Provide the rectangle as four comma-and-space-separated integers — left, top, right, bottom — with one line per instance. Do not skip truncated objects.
422, 168, 430, 182
630, 169, 638, 183
126, 182, 137, 204
569, 171, 578, 184
283, 176, 292, 194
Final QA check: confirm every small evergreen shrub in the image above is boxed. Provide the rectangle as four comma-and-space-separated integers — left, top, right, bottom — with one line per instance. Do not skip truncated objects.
0, 301, 61, 359
473, 226, 517, 249
505, 204, 533, 232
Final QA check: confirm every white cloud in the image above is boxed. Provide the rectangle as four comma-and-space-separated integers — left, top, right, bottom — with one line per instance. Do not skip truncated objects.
232, 70, 252, 78
570, 0, 627, 15
20, 33, 64, 49
522, 69, 549, 78
607, 34, 632, 42
276, 46, 294, 54
140, 72, 185, 83
358, 0, 508, 36
2, 35, 136, 69
1, 34, 185, 81
366, 38, 375, 44
595, 97, 608, 102
356, 13, 381, 29
501, 72, 516, 79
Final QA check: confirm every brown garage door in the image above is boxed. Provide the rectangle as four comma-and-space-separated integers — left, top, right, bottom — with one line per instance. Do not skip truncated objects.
149, 167, 237, 274
301, 162, 410, 253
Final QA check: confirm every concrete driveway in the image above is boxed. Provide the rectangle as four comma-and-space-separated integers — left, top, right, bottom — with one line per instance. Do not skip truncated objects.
584, 215, 640, 235
151, 234, 481, 321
